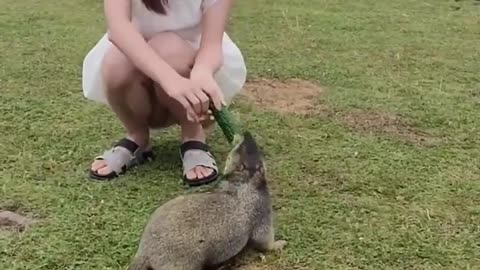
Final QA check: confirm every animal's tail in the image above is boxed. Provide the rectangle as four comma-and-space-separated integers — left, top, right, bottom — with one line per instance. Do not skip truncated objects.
129, 255, 150, 270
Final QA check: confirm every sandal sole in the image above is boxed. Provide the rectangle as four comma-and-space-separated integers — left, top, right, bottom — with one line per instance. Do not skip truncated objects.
183, 172, 219, 187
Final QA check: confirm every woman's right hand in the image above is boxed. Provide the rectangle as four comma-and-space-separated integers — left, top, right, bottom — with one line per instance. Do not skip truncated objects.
162, 76, 212, 122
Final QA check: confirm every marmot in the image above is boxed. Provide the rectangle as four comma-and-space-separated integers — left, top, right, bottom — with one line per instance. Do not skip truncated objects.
130, 132, 286, 270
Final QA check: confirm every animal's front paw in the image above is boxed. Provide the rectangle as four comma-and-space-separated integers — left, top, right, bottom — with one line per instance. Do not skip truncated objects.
259, 254, 266, 262
271, 240, 287, 251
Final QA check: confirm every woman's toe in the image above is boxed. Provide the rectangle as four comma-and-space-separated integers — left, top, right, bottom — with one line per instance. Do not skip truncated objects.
196, 167, 209, 179
91, 160, 113, 176
186, 169, 198, 181
202, 167, 214, 177
97, 166, 114, 176
91, 160, 105, 171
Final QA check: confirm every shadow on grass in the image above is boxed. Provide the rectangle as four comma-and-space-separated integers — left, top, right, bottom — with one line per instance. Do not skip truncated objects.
150, 139, 182, 172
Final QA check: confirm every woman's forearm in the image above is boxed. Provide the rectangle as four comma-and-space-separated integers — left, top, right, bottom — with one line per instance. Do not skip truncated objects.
104, 0, 179, 88
193, 0, 234, 75
108, 24, 178, 86
193, 45, 223, 75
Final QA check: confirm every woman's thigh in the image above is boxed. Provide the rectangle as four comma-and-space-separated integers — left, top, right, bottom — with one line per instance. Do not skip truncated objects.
146, 32, 199, 124
101, 44, 146, 91
147, 32, 197, 77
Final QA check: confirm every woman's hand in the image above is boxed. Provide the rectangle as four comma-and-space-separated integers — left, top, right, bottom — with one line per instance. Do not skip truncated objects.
190, 67, 225, 111
162, 75, 213, 123
161, 68, 225, 123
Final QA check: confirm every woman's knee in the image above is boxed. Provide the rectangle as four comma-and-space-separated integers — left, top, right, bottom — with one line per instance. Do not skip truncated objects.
101, 45, 142, 93
147, 32, 196, 76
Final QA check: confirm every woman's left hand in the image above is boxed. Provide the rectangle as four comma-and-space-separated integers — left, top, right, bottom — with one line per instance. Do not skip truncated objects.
190, 67, 225, 119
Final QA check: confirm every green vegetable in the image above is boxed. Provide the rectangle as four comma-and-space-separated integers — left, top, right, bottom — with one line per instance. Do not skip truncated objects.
211, 105, 241, 144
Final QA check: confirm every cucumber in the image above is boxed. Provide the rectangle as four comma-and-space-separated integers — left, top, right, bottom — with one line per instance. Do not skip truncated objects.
210, 105, 241, 144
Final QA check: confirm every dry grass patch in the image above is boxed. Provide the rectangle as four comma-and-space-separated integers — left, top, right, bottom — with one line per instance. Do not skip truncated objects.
0, 210, 35, 232
338, 110, 439, 145
237, 78, 438, 145
0, 201, 38, 233
238, 78, 325, 116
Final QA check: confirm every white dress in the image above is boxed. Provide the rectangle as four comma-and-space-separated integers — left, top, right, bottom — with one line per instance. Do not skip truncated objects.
82, 0, 247, 106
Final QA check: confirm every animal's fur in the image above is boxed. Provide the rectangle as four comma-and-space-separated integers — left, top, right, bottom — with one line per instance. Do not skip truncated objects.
129, 132, 286, 270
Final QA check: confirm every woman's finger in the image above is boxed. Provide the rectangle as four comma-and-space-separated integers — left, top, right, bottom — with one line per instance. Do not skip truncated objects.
176, 94, 198, 122
198, 113, 209, 121
194, 88, 211, 114
204, 85, 224, 110
185, 90, 203, 116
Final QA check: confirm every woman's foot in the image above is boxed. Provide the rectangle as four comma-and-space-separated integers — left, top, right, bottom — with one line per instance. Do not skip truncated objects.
89, 138, 154, 181
180, 121, 219, 186
180, 141, 219, 186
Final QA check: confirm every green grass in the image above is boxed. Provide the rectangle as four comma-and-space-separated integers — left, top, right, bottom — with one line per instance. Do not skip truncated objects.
1, 0, 479, 269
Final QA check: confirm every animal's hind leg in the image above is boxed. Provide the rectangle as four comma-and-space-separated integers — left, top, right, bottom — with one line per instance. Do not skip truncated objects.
249, 214, 287, 252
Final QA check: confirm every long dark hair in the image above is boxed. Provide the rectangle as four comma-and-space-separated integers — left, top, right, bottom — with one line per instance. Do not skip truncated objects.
142, 0, 168, 15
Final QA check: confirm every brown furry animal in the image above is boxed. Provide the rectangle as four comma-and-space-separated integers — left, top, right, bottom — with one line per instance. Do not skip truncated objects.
130, 132, 286, 270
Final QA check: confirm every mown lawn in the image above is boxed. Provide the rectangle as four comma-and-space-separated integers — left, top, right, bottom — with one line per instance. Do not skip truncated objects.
1, 0, 479, 269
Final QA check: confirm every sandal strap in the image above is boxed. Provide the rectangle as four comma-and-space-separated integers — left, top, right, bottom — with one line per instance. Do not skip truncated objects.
115, 138, 139, 153
101, 138, 140, 174
180, 141, 218, 176
180, 141, 209, 157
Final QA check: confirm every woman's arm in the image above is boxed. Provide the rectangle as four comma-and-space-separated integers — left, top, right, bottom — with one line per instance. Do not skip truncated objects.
104, 0, 179, 88
104, 0, 212, 122
193, 0, 235, 75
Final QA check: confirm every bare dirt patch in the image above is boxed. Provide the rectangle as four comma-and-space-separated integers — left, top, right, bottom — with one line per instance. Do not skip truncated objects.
338, 110, 438, 145
0, 210, 34, 232
237, 78, 325, 116
237, 78, 438, 145
0, 202, 37, 232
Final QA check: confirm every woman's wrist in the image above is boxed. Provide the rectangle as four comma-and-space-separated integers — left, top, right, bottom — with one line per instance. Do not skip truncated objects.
153, 64, 184, 90
191, 63, 216, 77
192, 46, 223, 76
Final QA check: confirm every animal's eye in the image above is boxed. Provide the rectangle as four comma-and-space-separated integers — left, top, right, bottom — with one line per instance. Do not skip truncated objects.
239, 163, 246, 170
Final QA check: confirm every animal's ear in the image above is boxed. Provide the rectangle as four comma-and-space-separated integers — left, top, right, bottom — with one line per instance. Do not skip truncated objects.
258, 163, 266, 176
238, 162, 246, 171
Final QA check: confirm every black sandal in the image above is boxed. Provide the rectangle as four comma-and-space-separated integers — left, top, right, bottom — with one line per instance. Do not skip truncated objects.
89, 138, 155, 181
180, 141, 219, 187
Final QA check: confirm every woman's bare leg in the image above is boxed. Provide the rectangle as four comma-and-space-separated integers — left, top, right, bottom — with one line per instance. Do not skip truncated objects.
91, 45, 169, 176
92, 32, 217, 181
147, 32, 216, 181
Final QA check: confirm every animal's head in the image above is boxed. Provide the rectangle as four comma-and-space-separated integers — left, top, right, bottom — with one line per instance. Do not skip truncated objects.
223, 132, 267, 188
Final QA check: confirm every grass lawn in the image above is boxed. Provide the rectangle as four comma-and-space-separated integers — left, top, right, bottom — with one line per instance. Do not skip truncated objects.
1, 0, 479, 269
